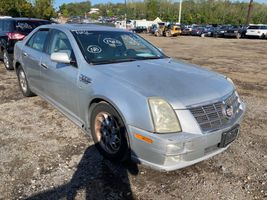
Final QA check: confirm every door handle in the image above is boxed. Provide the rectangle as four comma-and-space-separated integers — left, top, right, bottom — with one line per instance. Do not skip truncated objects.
41, 63, 48, 69
23, 52, 28, 57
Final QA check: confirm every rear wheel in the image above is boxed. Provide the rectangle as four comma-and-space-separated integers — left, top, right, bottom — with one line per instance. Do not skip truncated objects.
3, 49, 13, 70
17, 66, 35, 97
90, 102, 130, 162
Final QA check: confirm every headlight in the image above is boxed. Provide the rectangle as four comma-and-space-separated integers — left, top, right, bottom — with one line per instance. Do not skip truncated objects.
226, 77, 236, 89
148, 98, 182, 133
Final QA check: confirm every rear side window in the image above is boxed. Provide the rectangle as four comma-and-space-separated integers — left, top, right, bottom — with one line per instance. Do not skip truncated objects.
15, 20, 50, 34
2, 20, 13, 32
0, 21, 3, 31
27, 29, 49, 52
261, 26, 267, 30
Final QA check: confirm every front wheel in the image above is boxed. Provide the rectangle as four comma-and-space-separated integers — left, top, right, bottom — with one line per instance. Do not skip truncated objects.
17, 66, 35, 97
166, 31, 171, 37
90, 102, 130, 162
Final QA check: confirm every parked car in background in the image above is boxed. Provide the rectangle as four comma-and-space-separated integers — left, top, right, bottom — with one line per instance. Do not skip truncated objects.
191, 26, 215, 37
246, 24, 267, 38
191, 26, 206, 36
0, 17, 50, 70
14, 24, 246, 171
213, 25, 231, 38
224, 25, 247, 39
201, 26, 215, 37
181, 27, 191, 35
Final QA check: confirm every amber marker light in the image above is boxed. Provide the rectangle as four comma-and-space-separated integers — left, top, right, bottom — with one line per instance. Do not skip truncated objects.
134, 134, 153, 144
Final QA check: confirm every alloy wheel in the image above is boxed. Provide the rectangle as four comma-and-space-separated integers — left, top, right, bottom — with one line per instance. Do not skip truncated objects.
94, 112, 121, 154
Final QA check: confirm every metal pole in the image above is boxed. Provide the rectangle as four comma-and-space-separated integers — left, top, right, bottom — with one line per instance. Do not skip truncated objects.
246, 0, 253, 25
178, 0, 182, 24
125, 0, 127, 21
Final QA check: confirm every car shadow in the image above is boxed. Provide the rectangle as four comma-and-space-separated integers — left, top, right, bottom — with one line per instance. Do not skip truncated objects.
25, 144, 139, 200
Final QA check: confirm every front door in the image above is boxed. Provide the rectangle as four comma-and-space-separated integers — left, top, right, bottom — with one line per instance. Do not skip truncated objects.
41, 29, 81, 119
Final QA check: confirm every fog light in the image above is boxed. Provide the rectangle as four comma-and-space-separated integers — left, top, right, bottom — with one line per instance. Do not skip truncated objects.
166, 143, 184, 155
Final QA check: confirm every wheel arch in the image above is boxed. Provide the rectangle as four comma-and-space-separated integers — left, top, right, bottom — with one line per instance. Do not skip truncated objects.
87, 96, 133, 148
14, 61, 21, 73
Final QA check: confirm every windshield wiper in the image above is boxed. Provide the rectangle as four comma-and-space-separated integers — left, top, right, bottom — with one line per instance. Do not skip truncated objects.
134, 56, 162, 60
91, 58, 137, 65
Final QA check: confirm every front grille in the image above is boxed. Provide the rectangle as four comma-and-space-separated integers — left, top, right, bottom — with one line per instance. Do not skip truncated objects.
189, 92, 240, 133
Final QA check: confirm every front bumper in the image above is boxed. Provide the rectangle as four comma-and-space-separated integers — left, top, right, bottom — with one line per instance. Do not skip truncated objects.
128, 102, 246, 171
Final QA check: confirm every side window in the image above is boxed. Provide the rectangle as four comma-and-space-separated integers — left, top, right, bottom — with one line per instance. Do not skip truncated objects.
2, 21, 13, 32
0, 21, 3, 31
27, 29, 49, 52
48, 30, 73, 59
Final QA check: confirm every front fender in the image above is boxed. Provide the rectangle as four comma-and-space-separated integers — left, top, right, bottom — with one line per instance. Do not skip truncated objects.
79, 70, 155, 134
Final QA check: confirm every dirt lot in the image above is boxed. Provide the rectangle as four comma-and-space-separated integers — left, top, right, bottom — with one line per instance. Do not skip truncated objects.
0, 35, 266, 200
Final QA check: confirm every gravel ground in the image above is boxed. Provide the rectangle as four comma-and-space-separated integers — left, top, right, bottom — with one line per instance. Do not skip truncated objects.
0, 35, 266, 200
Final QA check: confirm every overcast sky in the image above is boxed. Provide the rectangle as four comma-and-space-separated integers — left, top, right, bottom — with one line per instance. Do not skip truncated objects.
54, 0, 266, 8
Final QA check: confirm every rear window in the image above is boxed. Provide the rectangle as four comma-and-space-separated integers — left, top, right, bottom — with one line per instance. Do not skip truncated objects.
248, 26, 260, 30
15, 20, 50, 34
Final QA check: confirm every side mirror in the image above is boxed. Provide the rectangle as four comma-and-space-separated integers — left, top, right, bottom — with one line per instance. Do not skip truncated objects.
51, 52, 71, 64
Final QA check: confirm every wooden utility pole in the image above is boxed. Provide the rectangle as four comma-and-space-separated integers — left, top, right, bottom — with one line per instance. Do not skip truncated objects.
246, 0, 254, 25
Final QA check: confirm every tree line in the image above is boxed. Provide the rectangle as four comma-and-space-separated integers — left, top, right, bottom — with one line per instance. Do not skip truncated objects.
0, 0, 267, 24
0, 0, 55, 20
93, 0, 267, 24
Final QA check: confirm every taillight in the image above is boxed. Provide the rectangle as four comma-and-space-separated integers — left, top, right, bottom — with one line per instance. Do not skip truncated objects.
7, 32, 25, 40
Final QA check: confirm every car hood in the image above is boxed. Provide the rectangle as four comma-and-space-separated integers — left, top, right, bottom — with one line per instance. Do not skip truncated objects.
95, 58, 234, 109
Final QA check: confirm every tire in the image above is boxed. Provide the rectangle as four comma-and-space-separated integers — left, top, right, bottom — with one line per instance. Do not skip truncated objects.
166, 31, 171, 37
3, 49, 13, 70
17, 66, 35, 97
236, 33, 241, 39
90, 102, 130, 162
261, 34, 265, 39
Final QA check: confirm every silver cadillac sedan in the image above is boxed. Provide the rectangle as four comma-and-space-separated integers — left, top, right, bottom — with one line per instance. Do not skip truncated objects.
14, 24, 246, 171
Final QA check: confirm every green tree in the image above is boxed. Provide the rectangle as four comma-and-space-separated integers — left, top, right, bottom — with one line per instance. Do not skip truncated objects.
33, 0, 55, 19
59, 1, 91, 17
0, 0, 33, 17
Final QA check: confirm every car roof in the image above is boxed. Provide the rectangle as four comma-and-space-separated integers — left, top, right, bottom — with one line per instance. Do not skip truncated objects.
1, 17, 49, 21
39, 23, 127, 32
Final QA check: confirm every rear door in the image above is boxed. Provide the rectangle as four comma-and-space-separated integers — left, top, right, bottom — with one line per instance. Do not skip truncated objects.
21, 28, 49, 92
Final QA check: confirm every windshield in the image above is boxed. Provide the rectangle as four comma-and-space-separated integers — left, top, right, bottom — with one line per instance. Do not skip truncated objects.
72, 30, 166, 65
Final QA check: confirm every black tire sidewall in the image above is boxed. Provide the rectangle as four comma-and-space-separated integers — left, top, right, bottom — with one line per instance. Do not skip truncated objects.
3, 49, 13, 70
90, 102, 130, 162
17, 66, 34, 97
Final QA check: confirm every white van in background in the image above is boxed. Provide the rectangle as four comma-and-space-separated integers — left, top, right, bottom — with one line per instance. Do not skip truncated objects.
246, 24, 267, 38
